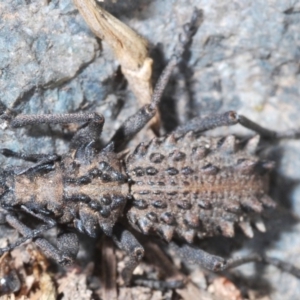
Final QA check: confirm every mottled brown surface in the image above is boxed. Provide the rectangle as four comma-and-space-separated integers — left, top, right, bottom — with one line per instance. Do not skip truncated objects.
10, 129, 274, 245
61, 149, 128, 236
4, 148, 129, 238
127, 133, 274, 242
15, 162, 64, 216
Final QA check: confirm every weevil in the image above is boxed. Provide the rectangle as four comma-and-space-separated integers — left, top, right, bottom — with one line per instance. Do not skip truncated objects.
0, 9, 300, 291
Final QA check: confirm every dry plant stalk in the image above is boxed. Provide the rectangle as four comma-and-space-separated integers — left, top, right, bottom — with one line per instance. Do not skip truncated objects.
73, 0, 159, 130
100, 236, 117, 300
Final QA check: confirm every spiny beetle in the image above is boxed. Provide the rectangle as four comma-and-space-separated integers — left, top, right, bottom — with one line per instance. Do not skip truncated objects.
0, 9, 300, 290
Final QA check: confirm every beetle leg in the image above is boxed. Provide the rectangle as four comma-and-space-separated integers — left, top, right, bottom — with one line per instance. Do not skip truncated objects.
112, 225, 144, 286
0, 214, 78, 265
0, 149, 57, 162
0, 214, 55, 255
238, 114, 300, 139
110, 9, 203, 151
20, 205, 56, 225
174, 111, 239, 137
174, 110, 300, 139
34, 232, 79, 265
170, 241, 300, 278
0, 149, 60, 175
10, 112, 104, 150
